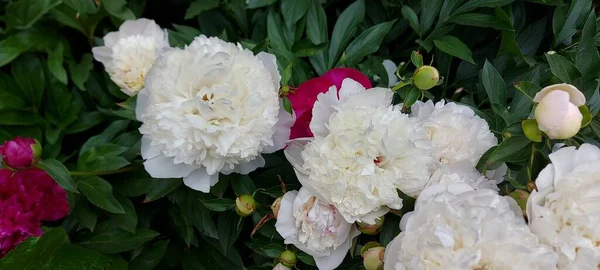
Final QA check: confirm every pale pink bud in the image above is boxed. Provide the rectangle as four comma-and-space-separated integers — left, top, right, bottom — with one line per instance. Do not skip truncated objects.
534, 89, 583, 139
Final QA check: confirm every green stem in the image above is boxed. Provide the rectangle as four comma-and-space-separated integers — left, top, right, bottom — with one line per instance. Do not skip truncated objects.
70, 166, 141, 177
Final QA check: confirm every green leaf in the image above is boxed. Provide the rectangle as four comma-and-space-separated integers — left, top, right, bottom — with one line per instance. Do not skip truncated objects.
401, 5, 420, 35
107, 193, 138, 233
246, 0, 278, 9
420, 0, 444, 35
12, 54, 45, 109
217, 211, 242, 254
267, 10, 289, 51
144, 178, 182, 202
0, 34, 31, 67
80, 120, 130, 154
5, 0, 62, 29
522, 119, 542, 142
78, 177, 126, 214
282, 96, 293, 114
281, 0, 309, 30
230, 174, 256, 195
292, 40, 328, 57
411, 51, 424, 67
403, 87, 420, 108
102, 0, 136, 20
432, 35, 474, 64
51, 244, 113, 269
545, 52, 581, 84
246, 238, 284, 258
201, 198, 235, 212
0, 92, 26, 110
327, 0, 365, 68
452, 0, 515, 16
576, 11, 600, 79
64, 0, 97, 13
306, 0, 328, 75
129, 240, 170, 270
169, 206, 195, 246
46, 42, 68, 84
489, 136, 532, 163
78, 144, 130, 172
344, 20, 396, 66
185, 0, 219, 20
71, 194, 98, 231
481, 60, 507, 106
0, 110, 43, 126
580, 105, 593, 127
447, 13, 513, 30
78, 223, 159, 254
37, 159, 78, 193
68, 54, 93, 90
281, 62, 293, 85
0, 228, 69, 268
554, 0, 592, 45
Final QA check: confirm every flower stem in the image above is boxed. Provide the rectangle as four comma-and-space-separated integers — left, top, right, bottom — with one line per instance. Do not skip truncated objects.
69, 166, 141, 177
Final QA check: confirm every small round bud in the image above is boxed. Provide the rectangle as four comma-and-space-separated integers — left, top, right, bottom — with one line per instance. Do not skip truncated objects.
412, 65, 439, 90
0, 137, 40, 169
363, 246, 385, 270
357, 216, 385, 235
271, 196, 283, 219
235, 194, 256, 217
279, 250, 296, 267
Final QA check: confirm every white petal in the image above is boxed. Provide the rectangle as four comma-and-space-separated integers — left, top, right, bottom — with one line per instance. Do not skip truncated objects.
354, 207, 389, 224
119, 18, 157, 37
576, 143, 600, 163
548, 146, 577, 184
341, 87, 394, 109
183, 167, 219, 192
383, 59, 399, 87
275, 190, 299, 240
309, 86, 339, 137
338, 78, 366, 101
235, 155, 266, 174
384, 234, 404, 270
103, 32, 120, 47
257, 52, 281, 92
486, 163, 507, 184
143, 154, 195, 178
140, 136, 161, 159
136, 89, 150, 121
91, 46, 112, 66
314, 225, 360, 270
283, 139, 312, 175
533, 83, 586, 106
263, 100, 294, 153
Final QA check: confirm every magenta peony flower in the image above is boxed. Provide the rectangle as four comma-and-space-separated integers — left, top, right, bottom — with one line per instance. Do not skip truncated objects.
0, 137, 41, 169
0, 168, 69, 256
287, 68, 372, 139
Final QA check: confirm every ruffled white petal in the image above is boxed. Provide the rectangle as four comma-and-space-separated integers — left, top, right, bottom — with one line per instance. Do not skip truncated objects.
143, 154, 195, 178
183, 167, 219, 192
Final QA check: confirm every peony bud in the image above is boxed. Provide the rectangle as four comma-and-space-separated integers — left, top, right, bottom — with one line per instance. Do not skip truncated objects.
273, 263, 291, 270
357, 216, 385, 235
235, 194, 256, 217
271, 196, 283, 219
0, 137, 41, 169
533, 84, 585, 139
412, 65, 439, 91
363, 246, 385, 270
279, 250, 296, 267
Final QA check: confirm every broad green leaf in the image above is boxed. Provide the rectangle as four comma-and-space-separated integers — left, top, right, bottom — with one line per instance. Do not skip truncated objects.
78, 223, 159, 254
401, 5, 420, 35
144, 178, 182, 202
292, 40, 328, 57
576, 12, 600, 78
37, 159, 78, 193
217, 211, 242, 254
433, 35, 474, 64
78, 177, 126, 214
403, 87, 420, 108
65, 111, 105, 135
246, 0, 278, 9
169, 206, 195, 246
452, 0, 515, 16
554, 0, 592, 45
46, 42, 68, 85
0, 34, 32, 67
12, 54, 45, 109
0, 228, 69, 268
0, 92, 26, 110
297, 252, 317, 266
80, 120, 130, 154
78, 144, 130, 172
108, 193, 138, 233
71, 194, 98, 231
201, 198, 235, 212
230, 174, 256, 195
50, 244, 113, 269
113, 177, 152, 197
267, 10, 290, 51
5, 0, 62, 29
545, 52, 581, 83
489, 136, 532, 163
102, 0, 135, 20
64, 0, 97, 13
0, 110, 43, 126
129, 240, 170, 270
327, 0, 365, 68
246, 238, 285, 258
420, 0, 444, 35
185, 0, 219, 19
281, 0, 309, 30
68, 54, 94, 90
344, 20, 396, 66
379, 215, 401, 246
447, 13, 512, 30
481, 60, 507, 106
306, 0, 328, 75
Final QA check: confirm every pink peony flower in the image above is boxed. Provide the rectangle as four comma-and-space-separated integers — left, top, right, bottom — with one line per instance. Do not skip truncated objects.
0, 137, 41, 169
0, 168, 69, 256
287, 68, 372, 139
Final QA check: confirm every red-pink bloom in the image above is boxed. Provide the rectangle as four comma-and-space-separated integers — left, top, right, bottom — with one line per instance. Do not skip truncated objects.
0, 137, 40, 169
0, 168, 69, 256
287, 68, 372, 139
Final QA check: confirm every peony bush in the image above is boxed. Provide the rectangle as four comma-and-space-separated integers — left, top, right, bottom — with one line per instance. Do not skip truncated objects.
0, 0, 599, 269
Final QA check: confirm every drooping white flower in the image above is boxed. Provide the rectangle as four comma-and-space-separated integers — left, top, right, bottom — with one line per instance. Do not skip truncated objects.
92, 18, 169, 96
527, 144, 600, 269
137, 35, 293, 192
411, 100, 507, 183
534, 83, 585, 139
385, 184, 558, 270
275, 188, 360, 270
285, 79, 434, 224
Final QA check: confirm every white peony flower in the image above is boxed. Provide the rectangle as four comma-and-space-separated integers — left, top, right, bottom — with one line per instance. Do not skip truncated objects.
527, 144, 600, 269
136, 35, 293, 192
92, 18, 169, 96
285, 78, 434, 224
411, 100, 507, 183
275, 188, 360, 270
426, 160, 500, 191
385, 184, 558, 270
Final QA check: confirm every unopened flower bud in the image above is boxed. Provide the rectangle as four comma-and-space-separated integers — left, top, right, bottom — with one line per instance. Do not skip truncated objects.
0, 137, 41, 169
534, 84, 585, 139
363, 246, 385, 270
235, 194, 256, 217
412, 65, 439, 90
357, 216, 385, 235
271, 196, 283, 219
279, 250, 296, 267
